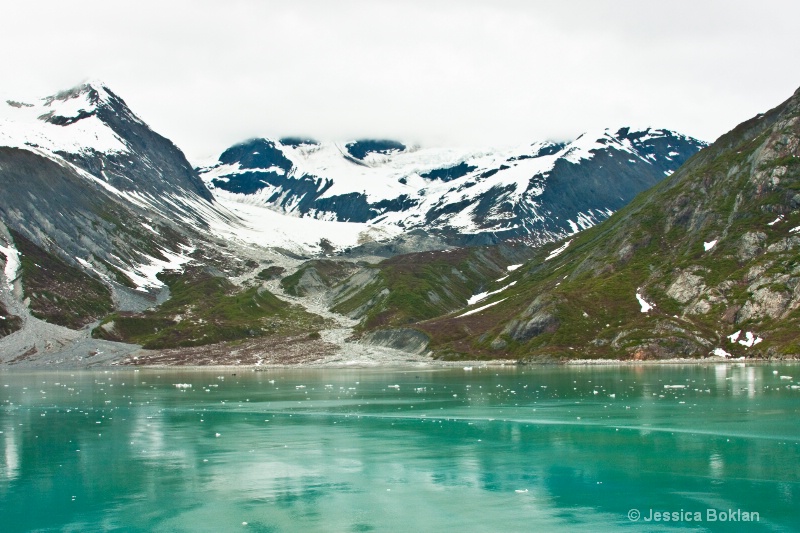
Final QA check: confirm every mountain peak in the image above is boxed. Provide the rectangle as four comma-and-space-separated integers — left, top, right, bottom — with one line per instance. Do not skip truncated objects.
43, 79, 114, 110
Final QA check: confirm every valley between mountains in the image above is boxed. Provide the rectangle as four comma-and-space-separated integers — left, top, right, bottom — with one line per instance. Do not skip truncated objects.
0, 82, 798, 367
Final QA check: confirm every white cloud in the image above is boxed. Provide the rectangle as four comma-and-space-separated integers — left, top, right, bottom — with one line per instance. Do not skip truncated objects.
1, 0, 799, 162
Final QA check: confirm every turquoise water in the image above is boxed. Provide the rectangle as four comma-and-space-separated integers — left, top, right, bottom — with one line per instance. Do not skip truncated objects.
1, 364, 799, 532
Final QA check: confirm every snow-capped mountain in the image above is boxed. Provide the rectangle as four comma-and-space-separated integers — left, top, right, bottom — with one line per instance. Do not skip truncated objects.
0, 81, 235, 318
0, 81, 410, 335
0, 80, 705, 352
200, 129, 706, 245
1, 81, 213, 203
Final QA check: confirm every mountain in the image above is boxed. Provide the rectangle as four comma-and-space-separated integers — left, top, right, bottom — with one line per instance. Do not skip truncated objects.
346, 86, 800, 360
0, 82, 328, 359
0, 80, 721, 366
0, 81, 226, 274
0, 82, 239, 327
200, 129, 705, 246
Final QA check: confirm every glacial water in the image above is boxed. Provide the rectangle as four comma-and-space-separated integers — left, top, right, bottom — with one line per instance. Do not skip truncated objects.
1, 364, 799, 532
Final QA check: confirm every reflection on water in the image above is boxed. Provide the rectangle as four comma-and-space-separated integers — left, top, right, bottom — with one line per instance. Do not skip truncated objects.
0, 364, 799, 532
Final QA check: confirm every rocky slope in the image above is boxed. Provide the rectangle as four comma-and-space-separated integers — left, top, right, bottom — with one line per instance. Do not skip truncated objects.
6, 79, 769, 367
0, 82, 333, 363
359, 86, 800, 360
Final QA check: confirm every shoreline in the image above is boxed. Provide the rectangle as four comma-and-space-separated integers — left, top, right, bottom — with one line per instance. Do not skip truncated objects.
27, 356, 800, 372
126, 354, 800, 369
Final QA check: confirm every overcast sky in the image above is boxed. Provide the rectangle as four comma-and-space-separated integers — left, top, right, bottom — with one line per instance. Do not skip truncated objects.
2, 0, 799, 162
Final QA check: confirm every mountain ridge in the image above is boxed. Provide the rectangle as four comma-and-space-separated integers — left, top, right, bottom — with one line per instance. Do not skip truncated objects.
383, 84, 800, 360
7, 79, 781, 367
200, 127, 705, 247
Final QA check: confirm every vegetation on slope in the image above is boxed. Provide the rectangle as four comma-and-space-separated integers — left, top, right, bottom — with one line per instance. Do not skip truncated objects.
11, 229, 114, 329
331, 244, 532, 331
93, 266, 329, 349
280, 259, 360, 296
413, 87, 800, 360
0, 301, 22, 338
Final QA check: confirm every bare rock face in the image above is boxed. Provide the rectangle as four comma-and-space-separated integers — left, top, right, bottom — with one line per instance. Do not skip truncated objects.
737, 287, 791, 323
667, 271, 706, 304
501, 295, 560, 341
360, 328, 430, 355
737, 232, 767, 261
767, 236, 800, 254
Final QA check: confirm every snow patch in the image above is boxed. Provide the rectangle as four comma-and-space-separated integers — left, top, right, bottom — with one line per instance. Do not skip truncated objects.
729, 330, 762, 348
767, 215, 784, 226
457, 298, 507, 318
712, 348, 732, 358
207, 194, 402, 254
467, 281, 517, 306
545, 239, 572, 261
116, 246, 195, 292
703, 240, 717, 251
737, 331, 762, 348
567, 220, 580, 234
0, 87, 129, 155
506, 264, 522, 272
636, 290, 654, 313
0, 242, 20, 290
